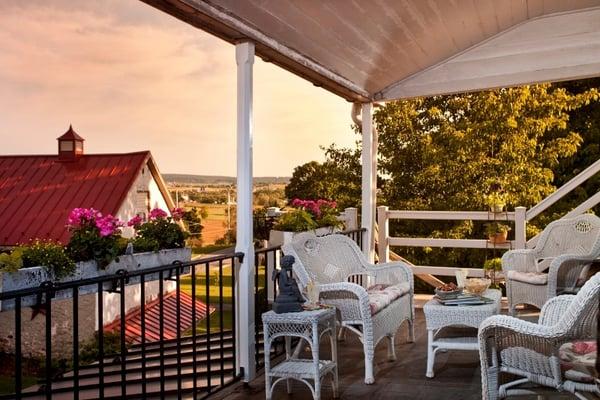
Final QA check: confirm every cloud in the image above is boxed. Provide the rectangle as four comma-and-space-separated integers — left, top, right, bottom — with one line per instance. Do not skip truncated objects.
0, 1, 354, 176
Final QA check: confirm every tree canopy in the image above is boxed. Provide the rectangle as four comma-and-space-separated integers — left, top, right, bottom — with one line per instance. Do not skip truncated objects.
285, 81, 600, 269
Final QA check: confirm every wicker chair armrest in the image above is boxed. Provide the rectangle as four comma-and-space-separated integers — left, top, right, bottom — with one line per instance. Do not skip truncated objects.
538, 295, 575, 326
317, 282, 372, 320
479, 315, 559, 355
546, 254, 596, 297
501, 249, 537, 273
365, 261, 413, 288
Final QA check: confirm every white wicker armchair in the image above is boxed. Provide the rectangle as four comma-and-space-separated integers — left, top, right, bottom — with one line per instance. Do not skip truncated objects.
282, 233, 414, 384
502, 213, 600, 315
478, 272, 599, 400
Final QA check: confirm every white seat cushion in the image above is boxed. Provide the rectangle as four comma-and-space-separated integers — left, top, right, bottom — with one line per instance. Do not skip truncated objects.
507, 270, 548, 285
559, 341, 598, 383
367, 282, 410, 315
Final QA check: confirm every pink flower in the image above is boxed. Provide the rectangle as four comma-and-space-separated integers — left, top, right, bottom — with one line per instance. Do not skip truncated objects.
67, 207, 100, 227
171, 207, 184, 221
149, 208, 168, 220
127, 215, 144, 227
95, 214, 123, 237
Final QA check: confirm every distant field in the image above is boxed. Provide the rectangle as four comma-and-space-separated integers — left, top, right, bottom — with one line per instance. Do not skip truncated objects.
164, 173, 289, 186
196, 203, 229, 244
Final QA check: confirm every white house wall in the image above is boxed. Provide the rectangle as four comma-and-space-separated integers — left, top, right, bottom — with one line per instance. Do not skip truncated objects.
117, 162, 171, 238
103, 161, 175, 326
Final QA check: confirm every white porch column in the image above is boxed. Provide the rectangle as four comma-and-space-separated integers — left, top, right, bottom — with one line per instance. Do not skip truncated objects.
361, 103, 377, 262
235, 41, 256, 382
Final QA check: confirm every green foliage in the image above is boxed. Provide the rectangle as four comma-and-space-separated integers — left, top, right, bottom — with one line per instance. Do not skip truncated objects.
79, 331, 123, 365
254, 187, 286, 207
182, 207, 204, 237
132, 218, 188, 252
215, 229, 236, 245
483, 258, 502, 272
68, 228, 126, 269
273, 209, 318, 232
285, 154, 361, 210
0, 248, 24, 272
21, 240, 76, 279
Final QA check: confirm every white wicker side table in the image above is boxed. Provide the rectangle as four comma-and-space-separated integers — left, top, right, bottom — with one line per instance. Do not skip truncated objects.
423, 289, 501, 378
262, 308, 339, 400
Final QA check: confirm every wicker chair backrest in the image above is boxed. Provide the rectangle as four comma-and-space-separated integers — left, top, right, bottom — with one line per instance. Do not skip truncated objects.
535, 214, 600, 259
284, 232, 366, 289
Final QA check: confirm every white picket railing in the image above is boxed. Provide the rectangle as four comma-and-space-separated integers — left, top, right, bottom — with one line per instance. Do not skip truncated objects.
377, 157, 600, 281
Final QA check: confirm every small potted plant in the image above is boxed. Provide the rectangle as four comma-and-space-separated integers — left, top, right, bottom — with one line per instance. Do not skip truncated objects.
485, 222, 511, 244
485, 182, 507, 213
483, 257, 503, 288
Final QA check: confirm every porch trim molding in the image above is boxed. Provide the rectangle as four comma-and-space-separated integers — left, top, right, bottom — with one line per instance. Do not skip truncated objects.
361, 102, 376, 262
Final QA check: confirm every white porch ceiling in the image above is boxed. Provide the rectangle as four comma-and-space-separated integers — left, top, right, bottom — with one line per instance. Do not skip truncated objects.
143, 0, 600, 101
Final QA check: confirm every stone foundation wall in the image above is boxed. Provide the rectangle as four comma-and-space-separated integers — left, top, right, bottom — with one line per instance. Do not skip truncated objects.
0, 293, 96, 359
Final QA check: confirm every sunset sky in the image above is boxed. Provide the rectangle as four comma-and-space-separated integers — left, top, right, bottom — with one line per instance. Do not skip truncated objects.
0, 0, 356, 176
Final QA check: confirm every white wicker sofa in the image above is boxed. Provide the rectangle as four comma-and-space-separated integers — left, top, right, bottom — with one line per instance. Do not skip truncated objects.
478, 272, 599, 400
283, 233, 414, 384
502, 214, 600, 315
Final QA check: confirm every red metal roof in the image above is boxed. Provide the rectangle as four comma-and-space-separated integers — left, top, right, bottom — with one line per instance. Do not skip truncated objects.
0, 152, 151, 246
104, 291, 213, 344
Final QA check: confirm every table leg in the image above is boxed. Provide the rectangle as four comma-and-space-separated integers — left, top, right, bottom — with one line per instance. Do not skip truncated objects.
426, 329, 435, 378
285, 336, 292, 394
312, 322, 321, 400
330, 320, 339, 398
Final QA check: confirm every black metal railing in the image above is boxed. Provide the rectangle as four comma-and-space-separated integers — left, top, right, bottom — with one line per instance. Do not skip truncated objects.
0, 252, 243, 400
253, 228, 366, 370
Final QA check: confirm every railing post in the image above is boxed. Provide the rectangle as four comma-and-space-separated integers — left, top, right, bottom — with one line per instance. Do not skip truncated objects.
235, 41, 255, 382
377, 206, 389, 263
515, 206, 527, 249
343, 207, 358, 230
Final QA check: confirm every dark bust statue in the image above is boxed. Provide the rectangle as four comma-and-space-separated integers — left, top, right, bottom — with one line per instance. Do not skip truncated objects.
272, 255, 305, 313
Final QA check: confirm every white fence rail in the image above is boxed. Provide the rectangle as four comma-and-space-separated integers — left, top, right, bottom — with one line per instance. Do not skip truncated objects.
378, 206, 526, 279
378, 157, 600, 281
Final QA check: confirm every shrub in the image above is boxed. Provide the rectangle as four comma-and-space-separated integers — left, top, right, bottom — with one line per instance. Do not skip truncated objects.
21, 240, 76, 279
0, 247, 24, 273
66, 208, 126, 268
128, 208, 188, 252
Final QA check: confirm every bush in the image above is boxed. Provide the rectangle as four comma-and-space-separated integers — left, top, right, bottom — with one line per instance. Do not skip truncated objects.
0, 248, 24, 273
21, 240, 76, 279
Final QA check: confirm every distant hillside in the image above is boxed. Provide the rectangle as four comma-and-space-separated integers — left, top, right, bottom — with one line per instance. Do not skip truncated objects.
163, 174, 290, 185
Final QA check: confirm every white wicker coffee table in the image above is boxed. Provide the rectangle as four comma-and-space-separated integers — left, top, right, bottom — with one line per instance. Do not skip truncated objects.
423, 289, 501, 378
262, 308, 338, 400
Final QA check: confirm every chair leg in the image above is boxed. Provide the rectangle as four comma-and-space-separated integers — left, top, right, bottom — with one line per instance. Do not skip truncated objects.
407, 318, 415, 343
386, 335, 397, 361
363, 338, 375, 384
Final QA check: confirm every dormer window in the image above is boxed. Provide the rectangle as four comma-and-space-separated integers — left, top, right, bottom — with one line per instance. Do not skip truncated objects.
57, 125, 84, 161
